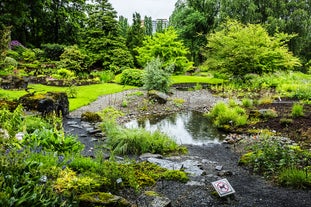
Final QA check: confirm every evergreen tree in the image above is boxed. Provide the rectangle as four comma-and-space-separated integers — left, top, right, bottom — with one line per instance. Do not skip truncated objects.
126, 12, 145, 67
144, 16, 153, 36
80, 0, 133, 72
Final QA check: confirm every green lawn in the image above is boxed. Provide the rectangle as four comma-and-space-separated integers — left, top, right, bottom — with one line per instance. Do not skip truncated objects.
0, 83, 135, 111
171, 75, 224, 84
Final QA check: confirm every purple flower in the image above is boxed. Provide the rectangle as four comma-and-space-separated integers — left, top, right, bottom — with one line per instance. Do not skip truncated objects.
9, 40, 24, 49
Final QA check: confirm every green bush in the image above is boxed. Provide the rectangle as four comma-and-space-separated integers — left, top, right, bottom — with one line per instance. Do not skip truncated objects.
239, 137, 310, 177
206, 101, 248, 129
242, 98, 253, 108
293, 86, 311, 100
41, 43, 65, 61
3, 56, 18, 69
23, 127, 83, 154
22, 49, 36, 62
52, 68, 76, 80
91, 70, 115, 83
143, 57, 173, 93
278, 168, 311, 189
58, 45, 89, 73
120, 68, 144, 86
291, 103, 304, 117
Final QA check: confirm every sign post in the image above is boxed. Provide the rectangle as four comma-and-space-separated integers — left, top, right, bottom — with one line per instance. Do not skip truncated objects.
211, 178, 235, 197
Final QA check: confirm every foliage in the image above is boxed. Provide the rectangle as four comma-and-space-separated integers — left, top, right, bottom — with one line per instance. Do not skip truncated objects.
239, 136, 311, 177
143, 57, 172, 93
136, 27, 193, 74
0, 148, 61, 206
291, 103, 304, 118
3, 56, 18, 70
170, 0, 218, 65
242, 98, 253, 108
52, 68, 76, 80
126, 12, 145, 67
23, 127, 83, 154
101, 121, 185, 155
0, 105, 24, 137
58, 45, 90, 73
204, 20, 301, 78
91, 70, 115, 83
0, 25, 11, 61
278, 168, 311, 189
120, 69, 144, 87
41, 43, 65, 61
206, 101, 248, 129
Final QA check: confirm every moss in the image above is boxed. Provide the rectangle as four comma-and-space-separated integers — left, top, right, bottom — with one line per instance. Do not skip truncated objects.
81, 111, 102, 122
79, 192, 130, 207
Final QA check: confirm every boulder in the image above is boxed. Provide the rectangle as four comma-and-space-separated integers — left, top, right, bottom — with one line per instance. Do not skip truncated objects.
0, 75, 28, 89
147, 90, 169, 104
19, 92, 69, 116
137, 191, 171, 207
79, 192, 131, 207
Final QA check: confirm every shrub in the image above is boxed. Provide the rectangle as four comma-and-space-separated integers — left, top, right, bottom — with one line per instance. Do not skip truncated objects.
3, 56, 18, 69
120, 68, 144, 86
58, 45, 89, 73
242, 98, 253, 108
22, 49, 36, 62
52, 68, 76, 80
206, 101, 248, 129
239, 137, 309, 177
293, 86, 311, 100
91, 70, 115, 83
278, 168, 311, 189
143, 57, 173, 93
41, 43, 65, 61
291, 103, 304, 117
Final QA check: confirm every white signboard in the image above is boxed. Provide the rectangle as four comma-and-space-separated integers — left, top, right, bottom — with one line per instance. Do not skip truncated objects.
211, 178, 235, 197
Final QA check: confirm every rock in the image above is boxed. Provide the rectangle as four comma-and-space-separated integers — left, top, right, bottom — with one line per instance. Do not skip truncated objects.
139, 153, 163, 161
215, 165, 223, 171
186, 180, 205, 186
0, 75, 28, 90
217, 170, 233, 177
148, 90, 169, 104
19, 92, 69, 116
81, 111, 102, 122
137, 191, 171, 207
79, 192, 131, 207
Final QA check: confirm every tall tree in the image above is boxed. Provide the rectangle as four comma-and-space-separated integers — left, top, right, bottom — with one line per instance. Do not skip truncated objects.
126, 12, 145, 67
144, 16, 153, 36
80, 0, 133, 72
170, 0, 219, 65
118, 16, 129, 39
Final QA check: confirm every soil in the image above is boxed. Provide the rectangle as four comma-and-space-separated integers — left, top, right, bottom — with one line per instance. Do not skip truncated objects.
66, 89, 311, 207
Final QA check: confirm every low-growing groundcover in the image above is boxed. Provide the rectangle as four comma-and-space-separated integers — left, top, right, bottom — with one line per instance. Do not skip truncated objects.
0, 106, 188, 206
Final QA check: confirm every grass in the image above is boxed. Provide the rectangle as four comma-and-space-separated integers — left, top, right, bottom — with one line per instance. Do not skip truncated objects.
0, 83, 135, 111
171, 75, 224, 85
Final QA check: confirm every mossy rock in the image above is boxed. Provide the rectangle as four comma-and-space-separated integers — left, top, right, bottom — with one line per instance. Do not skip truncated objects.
19, 91, 69, 116
79, 192, 131, 207
0, 100, 18, 111
81, 111, 102, 122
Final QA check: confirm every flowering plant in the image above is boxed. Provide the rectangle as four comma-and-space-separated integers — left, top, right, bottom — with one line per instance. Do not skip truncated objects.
9, 40, 24, 49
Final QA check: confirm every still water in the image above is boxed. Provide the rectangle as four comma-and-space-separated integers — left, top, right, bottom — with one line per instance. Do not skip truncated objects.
124, 111, 224, 145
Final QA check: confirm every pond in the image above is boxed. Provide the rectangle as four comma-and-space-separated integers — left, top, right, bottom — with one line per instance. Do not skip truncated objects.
124, 111, 225, 145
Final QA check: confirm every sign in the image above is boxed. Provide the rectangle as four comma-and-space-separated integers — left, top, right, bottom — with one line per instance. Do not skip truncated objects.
211, 178, 235, 197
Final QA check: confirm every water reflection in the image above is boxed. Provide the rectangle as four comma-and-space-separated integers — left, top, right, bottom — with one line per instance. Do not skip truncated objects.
124, 111, 224, 145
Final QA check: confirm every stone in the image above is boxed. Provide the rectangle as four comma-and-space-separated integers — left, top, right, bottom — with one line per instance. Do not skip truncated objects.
79, 192, 130, 207
147, 90, 169, 104
139, 153, 163, 161
19, 92, 69, 116
215, 165, 223, 171
137, 191, 171, 207
217, 170, 233, 177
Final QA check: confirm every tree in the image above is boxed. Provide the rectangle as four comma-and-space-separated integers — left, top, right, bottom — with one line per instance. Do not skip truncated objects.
143, 57, 172, 93
170, 0, 219, 65
126, 12, 145, 67
136, 27, 193, 74
79, 0, 133, 72
144, 16, 153, 36
118, 16, 129, 39
204, 20, 301, 78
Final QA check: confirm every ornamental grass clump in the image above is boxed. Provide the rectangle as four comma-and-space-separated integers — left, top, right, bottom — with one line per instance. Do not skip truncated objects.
205, 101, 248, 129
291, 103, 304, 117
102, 121, 185, 155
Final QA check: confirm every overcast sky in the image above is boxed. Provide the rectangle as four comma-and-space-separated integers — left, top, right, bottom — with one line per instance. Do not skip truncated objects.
108, 0, 177, 21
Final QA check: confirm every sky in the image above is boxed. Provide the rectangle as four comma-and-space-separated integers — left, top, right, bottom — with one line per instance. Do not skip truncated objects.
108, 0, 177, 21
